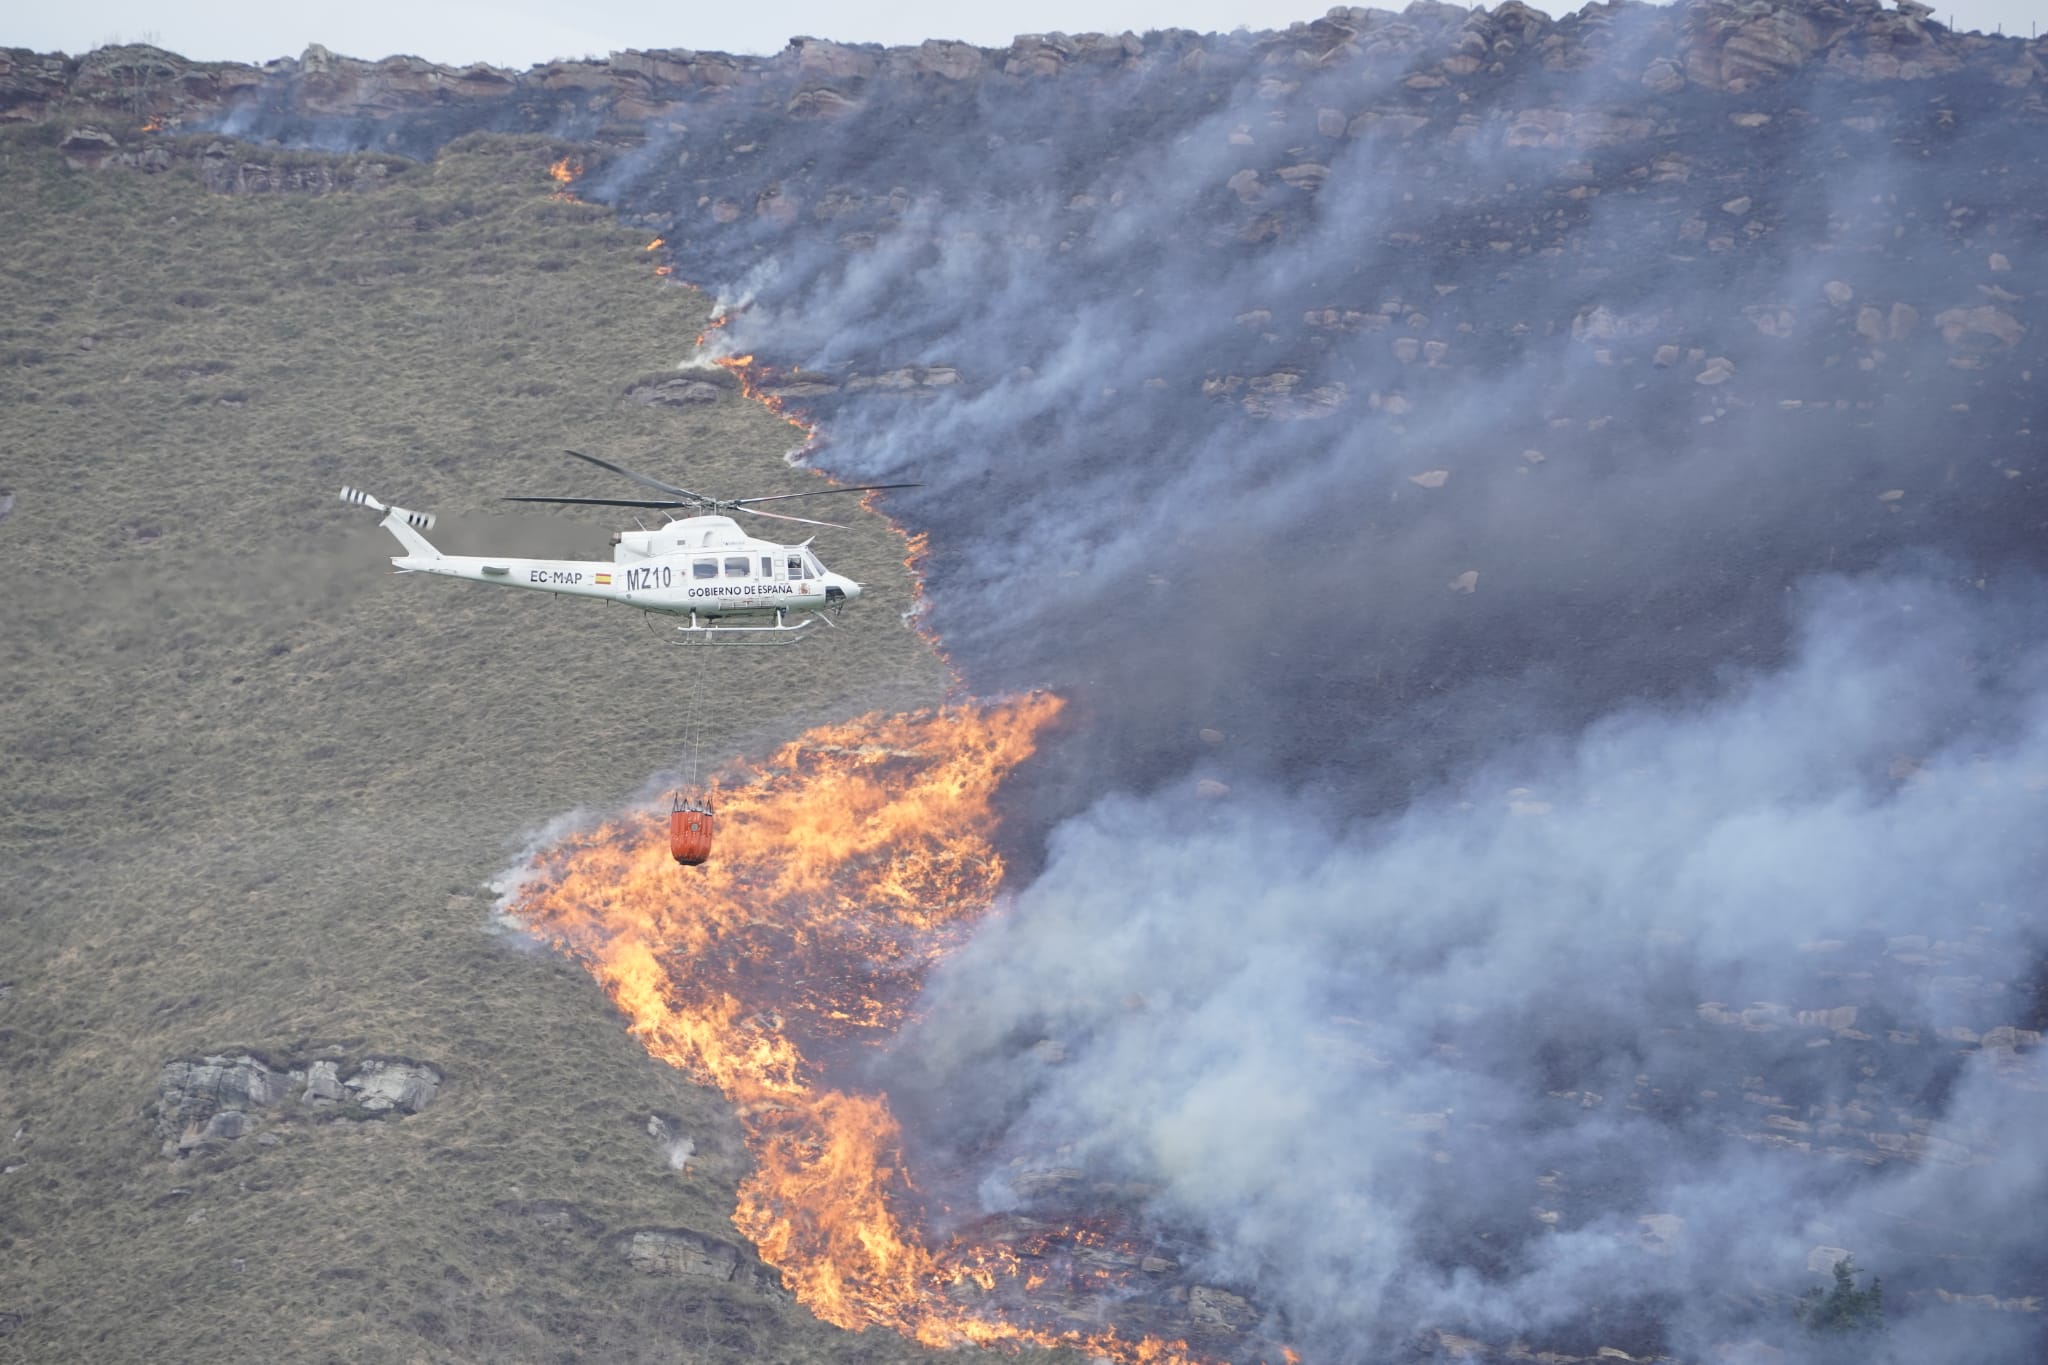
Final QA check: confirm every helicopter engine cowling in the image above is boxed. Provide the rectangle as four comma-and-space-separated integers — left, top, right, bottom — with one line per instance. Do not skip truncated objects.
612, 530, 658, 562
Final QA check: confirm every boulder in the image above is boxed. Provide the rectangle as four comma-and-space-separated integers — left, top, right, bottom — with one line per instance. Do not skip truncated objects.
791, 38, 878, 82
908, 40, 984, 81
59, 127, 120, 169
1935, 305, 2022, 347
301, 1059, 343, 1104
345, 1057, 441, 1113
612, 1226, 781, 1291
156, 1054, 291, 1155
1640, 56, 1685, 94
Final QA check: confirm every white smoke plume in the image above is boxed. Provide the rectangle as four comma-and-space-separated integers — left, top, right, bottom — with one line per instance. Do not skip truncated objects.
890, 571, 2048, 1359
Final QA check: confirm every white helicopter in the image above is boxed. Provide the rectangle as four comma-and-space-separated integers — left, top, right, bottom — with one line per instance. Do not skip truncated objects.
341, 450, 918, 643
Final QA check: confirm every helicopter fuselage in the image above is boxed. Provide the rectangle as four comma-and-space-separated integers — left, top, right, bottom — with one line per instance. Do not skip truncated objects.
393, 514, 859, 617
339, 486, 867, 642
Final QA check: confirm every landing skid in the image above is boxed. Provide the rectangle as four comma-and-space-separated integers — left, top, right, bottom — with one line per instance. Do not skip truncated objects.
672, 608, 833, 645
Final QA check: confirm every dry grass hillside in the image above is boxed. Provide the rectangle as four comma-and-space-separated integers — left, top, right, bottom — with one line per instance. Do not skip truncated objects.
0, 126, 957, 1362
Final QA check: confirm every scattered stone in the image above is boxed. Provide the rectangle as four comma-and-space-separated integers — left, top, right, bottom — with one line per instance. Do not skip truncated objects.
624, 376, 724, 406
1935, 305, 2023, 347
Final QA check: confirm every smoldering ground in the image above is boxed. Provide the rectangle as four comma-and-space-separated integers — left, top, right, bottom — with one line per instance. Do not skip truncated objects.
559, 5, 2048, 1356
597, 5, 2048, 814
885, 571, 2048, 1359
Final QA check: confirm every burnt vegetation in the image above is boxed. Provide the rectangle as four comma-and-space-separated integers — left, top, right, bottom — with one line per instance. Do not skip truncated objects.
3, 2, 2048, 1362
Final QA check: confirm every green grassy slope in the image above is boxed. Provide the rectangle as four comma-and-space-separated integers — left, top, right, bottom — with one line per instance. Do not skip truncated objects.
0, 127, 951, 1362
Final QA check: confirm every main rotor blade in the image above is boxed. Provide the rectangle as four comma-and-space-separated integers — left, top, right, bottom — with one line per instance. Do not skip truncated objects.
502, 495, 693, 509
733, 505, 850, 530
563, 449, 709, 503
731, 482, 924, 507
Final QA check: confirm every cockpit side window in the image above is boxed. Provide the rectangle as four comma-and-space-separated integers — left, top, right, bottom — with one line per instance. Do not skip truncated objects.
802, 550, 824, 578
787, 554, 804, 578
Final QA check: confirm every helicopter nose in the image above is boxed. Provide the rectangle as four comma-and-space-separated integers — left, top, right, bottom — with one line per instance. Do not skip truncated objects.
824, 575, 861, 604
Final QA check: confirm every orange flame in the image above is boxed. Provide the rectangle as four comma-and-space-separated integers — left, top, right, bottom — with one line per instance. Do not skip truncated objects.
712, 353, 815, 439
646, 237, 666, 250
881, 524, 958, 685
509, 697, 1212, 1363
139, 115, 165, 133
693, 311, 733, 348
547, 156, 583, 201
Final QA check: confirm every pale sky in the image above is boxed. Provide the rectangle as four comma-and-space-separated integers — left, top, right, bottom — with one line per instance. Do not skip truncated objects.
7, 0, 2042, 67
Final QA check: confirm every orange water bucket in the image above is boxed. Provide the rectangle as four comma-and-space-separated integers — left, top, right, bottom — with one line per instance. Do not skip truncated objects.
669, 797, 714, 866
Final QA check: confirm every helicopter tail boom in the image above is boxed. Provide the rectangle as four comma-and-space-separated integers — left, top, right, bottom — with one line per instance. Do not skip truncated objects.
340, 487, 441, 565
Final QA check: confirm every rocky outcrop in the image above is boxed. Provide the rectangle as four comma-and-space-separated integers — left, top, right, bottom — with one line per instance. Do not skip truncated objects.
623, 374, 726, 407
153, 1049, 442, 1157
155, 1054, 292, 1156
6, 3, 2044, 150
610, 1226, 785, 1292
195, 140, 400, 194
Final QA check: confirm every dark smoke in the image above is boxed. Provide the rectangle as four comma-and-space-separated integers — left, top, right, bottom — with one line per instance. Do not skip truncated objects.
577, 3, 2048, 1357
596, 6, 2047, 816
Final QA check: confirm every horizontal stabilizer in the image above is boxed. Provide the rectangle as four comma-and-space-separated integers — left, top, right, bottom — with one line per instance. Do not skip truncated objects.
339, 486, 436, 530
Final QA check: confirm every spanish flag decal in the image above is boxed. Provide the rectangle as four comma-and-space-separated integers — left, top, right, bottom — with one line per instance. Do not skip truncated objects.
595, 573, 612, 585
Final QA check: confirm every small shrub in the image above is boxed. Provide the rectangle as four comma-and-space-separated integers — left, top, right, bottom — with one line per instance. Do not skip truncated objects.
1796, 1256, 1885, 1337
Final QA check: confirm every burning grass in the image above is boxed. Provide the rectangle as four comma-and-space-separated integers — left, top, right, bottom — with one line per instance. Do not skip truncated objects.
0, 128, 948, 1363
505, 696, 1212, 1364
